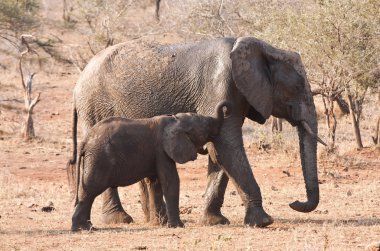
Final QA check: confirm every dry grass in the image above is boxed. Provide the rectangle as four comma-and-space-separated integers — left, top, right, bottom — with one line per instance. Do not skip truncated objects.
0, 71, 379, 250
0, 146, 379, 250
0, 0, 379, 250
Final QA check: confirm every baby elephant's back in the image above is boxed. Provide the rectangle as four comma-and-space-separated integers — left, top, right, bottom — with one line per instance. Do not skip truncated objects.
84, 117, 158, 185
87, 117, 155, 153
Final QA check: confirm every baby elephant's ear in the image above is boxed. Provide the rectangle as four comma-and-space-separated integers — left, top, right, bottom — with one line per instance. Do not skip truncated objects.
163, 122, 198, 164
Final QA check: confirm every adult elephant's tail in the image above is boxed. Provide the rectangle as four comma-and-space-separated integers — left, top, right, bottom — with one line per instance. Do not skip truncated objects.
73, 149, 84, 207
67, 103, 78, 198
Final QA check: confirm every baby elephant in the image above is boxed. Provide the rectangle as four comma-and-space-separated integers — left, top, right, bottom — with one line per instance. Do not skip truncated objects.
70, 101, 231, 231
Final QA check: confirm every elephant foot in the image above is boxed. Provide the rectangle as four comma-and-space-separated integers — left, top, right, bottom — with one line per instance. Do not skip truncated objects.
244, 207, 273, 227
71, 220, 96, 232
148, 213, 168, 226
102, 210, 133, 225
167, 219, 184, 228
201, 211, 230, 226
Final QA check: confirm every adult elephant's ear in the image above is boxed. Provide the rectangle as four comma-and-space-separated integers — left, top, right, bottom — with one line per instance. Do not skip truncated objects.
230, 37, 274, 119
163, 120, 198, 164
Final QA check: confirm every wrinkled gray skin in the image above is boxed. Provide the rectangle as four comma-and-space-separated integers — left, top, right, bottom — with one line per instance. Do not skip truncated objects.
68, 37, 320, 228
70, 102, 229, 231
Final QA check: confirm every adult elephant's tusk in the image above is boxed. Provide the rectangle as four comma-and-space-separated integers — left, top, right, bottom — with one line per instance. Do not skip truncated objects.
301, 121, 327, 146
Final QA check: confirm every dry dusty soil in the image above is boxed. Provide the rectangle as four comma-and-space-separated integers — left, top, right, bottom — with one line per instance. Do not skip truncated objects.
0, 1, 379, 247
0, 65, 379, 251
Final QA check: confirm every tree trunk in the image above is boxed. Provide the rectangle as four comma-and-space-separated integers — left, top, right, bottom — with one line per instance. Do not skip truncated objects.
23, 110, 35, 139
322, 95, 337, 150
372, 116, 380, 145
19, 69, 40, 140
347, 94, 363, 149
372, 91, 380, 146
22, 85, 40, 140
63, 0, 70, 22
351, 114, 363, 148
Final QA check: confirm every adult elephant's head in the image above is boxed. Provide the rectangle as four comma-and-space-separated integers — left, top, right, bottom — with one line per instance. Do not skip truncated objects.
230, 37, 324, 213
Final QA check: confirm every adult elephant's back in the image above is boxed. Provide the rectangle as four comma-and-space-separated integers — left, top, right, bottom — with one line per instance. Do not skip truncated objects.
74, 39, 235, 131
69, 38, 237, 225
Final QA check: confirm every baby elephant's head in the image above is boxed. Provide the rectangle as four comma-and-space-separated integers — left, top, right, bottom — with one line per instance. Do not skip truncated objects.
163, 101, 232, 164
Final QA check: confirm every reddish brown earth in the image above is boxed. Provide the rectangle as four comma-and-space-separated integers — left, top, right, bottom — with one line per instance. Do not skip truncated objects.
0, 70, 379, 250
0, 0, 379, 249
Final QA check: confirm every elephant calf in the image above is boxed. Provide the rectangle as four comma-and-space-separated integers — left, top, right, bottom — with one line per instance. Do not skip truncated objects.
70, 101, 231, 231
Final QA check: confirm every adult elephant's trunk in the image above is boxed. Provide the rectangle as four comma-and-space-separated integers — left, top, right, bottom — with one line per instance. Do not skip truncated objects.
289, 107, 319, 213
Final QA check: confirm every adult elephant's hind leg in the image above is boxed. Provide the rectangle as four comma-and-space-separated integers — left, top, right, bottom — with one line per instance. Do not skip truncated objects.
71, 197, 95, 231
201, 157, 230, 225
101, 187, 133, 224
139, 178, 167, 225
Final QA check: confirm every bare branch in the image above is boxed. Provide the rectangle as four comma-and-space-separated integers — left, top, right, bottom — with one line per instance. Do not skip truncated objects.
29, 92, 41, 110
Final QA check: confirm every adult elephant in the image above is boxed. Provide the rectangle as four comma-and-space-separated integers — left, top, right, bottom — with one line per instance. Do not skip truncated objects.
68, 37, 323, 227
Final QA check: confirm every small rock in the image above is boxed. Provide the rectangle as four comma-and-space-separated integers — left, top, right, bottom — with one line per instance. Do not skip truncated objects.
180, 207, 192, 214
132, 246, 147, 250
314, 210, 328, 214
41, 206, 55, 213
347, 190, 353, 196
230, 191, 236, 196
41, 201, 55, 212
27, 203, 37, 208
365, 242, 380, 251
282, 170, 291, 177
271, 186, 278, 191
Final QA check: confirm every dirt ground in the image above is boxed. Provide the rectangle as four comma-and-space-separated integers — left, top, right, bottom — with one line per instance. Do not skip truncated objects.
0, 65, 379, 250
1, 1, 380, 250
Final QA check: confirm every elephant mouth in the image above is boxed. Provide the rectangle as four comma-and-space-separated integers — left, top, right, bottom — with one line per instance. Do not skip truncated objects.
299, 120, 327, 146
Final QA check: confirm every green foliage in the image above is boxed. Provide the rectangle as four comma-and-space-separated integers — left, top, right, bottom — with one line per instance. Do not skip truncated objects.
182, 0, 378, 148
72, 0, 131, 52
0, 0, 39, 48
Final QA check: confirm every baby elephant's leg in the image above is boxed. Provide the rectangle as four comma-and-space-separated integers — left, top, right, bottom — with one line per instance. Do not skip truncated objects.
156, 156, 183, 228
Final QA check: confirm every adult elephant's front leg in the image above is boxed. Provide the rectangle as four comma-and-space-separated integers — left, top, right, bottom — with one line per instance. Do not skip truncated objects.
101, 188, 133, 224
207, 124, 273, 227
201, 157, 230, 225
